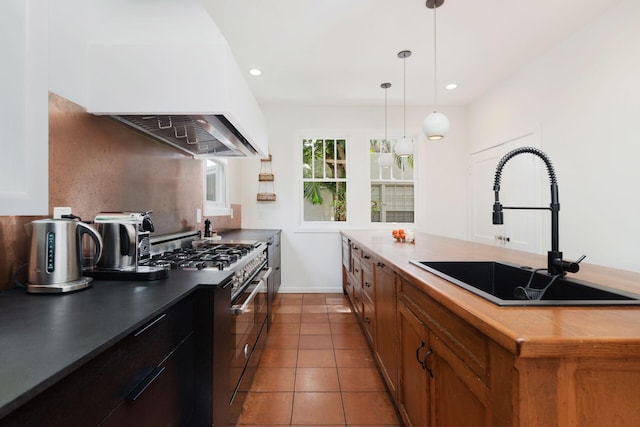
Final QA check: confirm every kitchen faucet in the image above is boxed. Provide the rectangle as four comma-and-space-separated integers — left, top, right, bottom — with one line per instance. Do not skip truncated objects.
492, 146, 584, 276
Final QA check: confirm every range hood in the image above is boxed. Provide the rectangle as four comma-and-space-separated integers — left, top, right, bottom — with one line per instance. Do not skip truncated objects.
110, 114, 260, 158
49, 0, 268, 158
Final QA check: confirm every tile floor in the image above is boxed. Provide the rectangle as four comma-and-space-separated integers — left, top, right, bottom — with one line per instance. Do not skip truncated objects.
234, 293, 403, 427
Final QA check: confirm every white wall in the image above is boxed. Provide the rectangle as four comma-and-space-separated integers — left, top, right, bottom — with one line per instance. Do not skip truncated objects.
240, 104, 468, 293
469, 0, 640, 272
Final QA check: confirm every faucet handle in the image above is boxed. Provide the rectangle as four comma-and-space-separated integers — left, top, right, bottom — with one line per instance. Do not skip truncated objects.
563, 254, 586, 274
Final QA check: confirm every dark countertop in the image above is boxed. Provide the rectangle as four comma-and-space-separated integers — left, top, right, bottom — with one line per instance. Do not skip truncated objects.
0, 269, 232, 418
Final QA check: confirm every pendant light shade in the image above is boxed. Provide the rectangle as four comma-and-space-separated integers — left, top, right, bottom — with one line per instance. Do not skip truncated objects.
378, 82, 394, 168
422, 111, 450, 140
423, 0, 450, 141
395, 50, 414, 157
394, 137, 414, 157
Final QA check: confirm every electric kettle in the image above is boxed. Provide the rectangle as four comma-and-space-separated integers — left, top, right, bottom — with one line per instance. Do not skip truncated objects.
27, 218, 103, 293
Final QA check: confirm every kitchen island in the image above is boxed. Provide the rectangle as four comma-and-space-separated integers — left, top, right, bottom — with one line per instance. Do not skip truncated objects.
342, 229, 640, 427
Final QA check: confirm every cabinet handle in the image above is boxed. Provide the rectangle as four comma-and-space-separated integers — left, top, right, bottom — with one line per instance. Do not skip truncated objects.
416, 340, 427, 370
133, 313, 166, 337
354, 268, 360, 273
377, 262, 385, 268
424, 346, 434, 378
364, 317, 372, 324
353, 246, 360, 250
363, 254, 370, 260
126, 366, 166, 401
364, 281, 372, 288
244, 343, 250, 360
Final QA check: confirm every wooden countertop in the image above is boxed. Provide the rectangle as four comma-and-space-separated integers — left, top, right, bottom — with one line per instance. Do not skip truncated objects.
342, 230, 640, 359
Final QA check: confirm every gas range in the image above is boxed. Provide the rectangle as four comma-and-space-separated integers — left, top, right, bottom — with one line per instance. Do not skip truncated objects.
146, 231, 268, 299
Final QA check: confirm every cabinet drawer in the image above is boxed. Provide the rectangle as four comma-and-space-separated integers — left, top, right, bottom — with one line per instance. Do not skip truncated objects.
101, 333, 196, 427
128, 295, 195, 367
362, 262, 374, 302
1, 296, 195, 426
400, 279, 487, 379
362, 294, 376, 345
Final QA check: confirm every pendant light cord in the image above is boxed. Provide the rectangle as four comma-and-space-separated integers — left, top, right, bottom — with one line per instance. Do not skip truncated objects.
403, 55, 407, 138
384, 87, 388, 145
433, 4, 438, 113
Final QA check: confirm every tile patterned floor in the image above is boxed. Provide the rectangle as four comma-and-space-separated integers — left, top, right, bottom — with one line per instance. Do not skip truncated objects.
234, 293, 403, 427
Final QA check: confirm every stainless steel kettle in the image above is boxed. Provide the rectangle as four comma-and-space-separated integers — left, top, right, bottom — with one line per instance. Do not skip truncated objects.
27, 218, 103, 293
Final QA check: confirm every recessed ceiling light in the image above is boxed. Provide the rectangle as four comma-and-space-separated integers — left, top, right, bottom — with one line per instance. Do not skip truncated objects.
249, 68, 262, 76
445, 83, 457, 90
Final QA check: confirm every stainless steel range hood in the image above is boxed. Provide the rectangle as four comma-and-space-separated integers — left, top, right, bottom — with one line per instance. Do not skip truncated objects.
49, 0, 268, 158
111, 115, 259, 158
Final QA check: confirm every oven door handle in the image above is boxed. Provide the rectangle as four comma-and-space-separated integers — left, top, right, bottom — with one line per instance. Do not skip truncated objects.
232, 267, 272, 315
260, 266, 273, 281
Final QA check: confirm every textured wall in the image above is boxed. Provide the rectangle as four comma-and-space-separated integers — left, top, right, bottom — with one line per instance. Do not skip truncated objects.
0, 93, 240, 290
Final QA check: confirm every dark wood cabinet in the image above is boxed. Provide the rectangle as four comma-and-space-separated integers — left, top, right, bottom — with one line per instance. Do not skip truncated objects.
0, 289, 230, 427
0, 297, 195, 427
267, 231, 282, 328
100, 333, 196, 427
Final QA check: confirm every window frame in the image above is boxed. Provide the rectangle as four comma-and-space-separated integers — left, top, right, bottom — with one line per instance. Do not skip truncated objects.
300, 136, 349, 226
369, 137, 416, 225
202, 158, 231, 217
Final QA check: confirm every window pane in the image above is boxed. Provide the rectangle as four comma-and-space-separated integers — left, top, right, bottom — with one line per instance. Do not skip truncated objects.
336, 139, 347, 179
370, 137, 414, 223
303, 181, 347, 222
303, 139, 313, 178
325, 139, 335, 178
206, 173, 217, 201
303, 138, 348, 222
313, 140, 324, 179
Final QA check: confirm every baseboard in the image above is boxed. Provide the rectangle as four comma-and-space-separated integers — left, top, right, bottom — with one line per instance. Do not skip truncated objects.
277, 284, 344, 294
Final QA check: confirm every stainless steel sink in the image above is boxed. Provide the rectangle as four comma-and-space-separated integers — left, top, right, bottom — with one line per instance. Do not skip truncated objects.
410, 260, 640, 306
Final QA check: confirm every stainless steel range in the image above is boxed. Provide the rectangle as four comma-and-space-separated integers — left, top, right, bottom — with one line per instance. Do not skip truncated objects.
146, 231, 270, 419
146, 231, 268, 300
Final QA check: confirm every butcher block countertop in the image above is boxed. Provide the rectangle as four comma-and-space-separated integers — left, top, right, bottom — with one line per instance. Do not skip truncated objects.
342, 230, 640, 359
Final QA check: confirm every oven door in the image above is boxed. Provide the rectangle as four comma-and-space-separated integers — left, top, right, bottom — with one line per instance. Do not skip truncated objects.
229, 267, 271, 407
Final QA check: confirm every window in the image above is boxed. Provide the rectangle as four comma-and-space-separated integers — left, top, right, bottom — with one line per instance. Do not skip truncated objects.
302, 138, 347, 222
370, 139, 414, 223
203, 159, 230, 216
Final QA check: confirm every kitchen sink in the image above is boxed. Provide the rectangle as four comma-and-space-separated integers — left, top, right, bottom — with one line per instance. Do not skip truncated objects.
410, 260, 640, 306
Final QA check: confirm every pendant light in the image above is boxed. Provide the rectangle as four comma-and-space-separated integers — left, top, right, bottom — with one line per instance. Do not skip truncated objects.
378, 82, 394, 168
422, 0, 450, 140
395, 50, 414, 157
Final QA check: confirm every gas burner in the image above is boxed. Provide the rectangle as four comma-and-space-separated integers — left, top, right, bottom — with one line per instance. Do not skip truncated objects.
146, 241, 261, 273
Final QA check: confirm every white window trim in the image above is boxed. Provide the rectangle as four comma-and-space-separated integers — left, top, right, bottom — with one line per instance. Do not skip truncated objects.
297, 134, 351, 231
203, 159, 232, 217
369, 137, 416, 226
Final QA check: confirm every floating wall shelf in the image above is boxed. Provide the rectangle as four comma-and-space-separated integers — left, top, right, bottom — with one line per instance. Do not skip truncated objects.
257, 154, 276, 202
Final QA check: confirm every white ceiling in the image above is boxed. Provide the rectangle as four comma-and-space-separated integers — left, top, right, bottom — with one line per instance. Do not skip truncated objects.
212, 0, 622, 107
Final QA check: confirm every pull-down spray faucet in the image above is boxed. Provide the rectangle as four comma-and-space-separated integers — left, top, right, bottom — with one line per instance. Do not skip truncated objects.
492, 146, 584, 276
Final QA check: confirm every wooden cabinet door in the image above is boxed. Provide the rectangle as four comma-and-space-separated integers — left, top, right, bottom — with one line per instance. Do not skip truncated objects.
350, 256, 363, 316
374, 261, 399, 400
430, 334, 489, 427
398, 302, 429, 427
